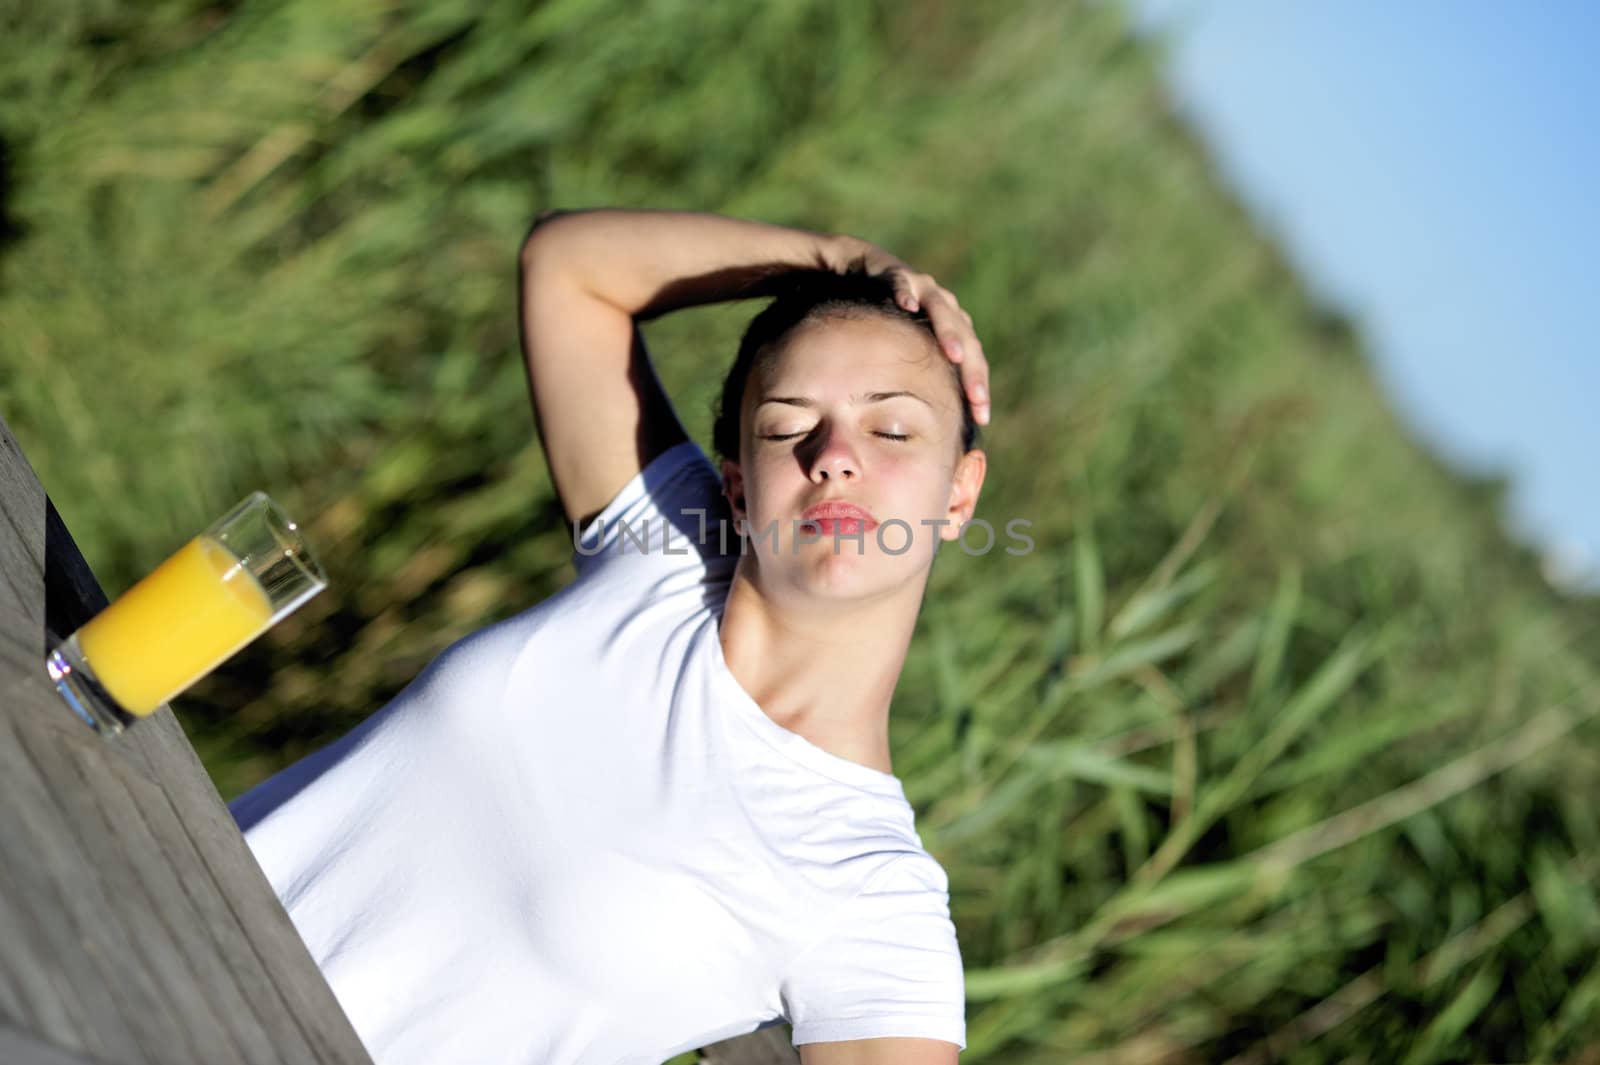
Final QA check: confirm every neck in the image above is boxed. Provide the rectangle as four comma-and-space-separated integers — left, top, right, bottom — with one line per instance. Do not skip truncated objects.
716, 560, 925, 778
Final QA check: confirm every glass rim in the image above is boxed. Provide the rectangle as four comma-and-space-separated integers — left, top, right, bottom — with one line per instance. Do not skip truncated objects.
214, 490, 329, 589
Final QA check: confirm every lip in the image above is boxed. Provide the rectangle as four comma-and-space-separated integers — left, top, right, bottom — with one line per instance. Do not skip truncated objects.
801, 501, 878, 529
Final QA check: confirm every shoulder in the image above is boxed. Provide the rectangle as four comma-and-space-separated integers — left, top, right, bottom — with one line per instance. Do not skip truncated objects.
569, 439, 739, 578
838, 852, 957, 942
781, 852, 966, 1052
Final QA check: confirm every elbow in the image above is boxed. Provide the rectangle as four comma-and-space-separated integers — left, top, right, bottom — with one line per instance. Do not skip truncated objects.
519, 208, 573, 271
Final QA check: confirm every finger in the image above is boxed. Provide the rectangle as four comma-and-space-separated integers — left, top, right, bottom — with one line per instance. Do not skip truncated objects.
962, 350, 990, 426
944, 307, 990, 423
922, 286, 988, 419
956, 315, 983, 375
926, 288, 970, 362
924, 293, 992, 425
894, 273, 920, 312
902, 270, 934, 311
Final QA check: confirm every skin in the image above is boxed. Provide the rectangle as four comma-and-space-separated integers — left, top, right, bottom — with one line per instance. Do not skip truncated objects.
716, 311, 987, 776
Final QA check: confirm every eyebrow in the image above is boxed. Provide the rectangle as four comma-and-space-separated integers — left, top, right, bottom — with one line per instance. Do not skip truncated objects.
755, 390, 933, 411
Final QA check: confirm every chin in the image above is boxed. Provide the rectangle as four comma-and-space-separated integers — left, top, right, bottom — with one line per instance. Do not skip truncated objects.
800, 550, 928, 598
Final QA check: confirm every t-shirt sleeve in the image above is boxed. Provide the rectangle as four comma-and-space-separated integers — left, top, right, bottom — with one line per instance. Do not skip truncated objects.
569, 440, 738, 579
782, 854, 968, 1051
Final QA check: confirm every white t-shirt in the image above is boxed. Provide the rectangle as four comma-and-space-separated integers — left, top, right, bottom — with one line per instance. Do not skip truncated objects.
230, 440, 967, 1064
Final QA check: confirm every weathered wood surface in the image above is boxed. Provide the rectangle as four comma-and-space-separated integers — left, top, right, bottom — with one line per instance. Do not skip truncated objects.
701, 1025, 803, 1064
0, 411, 374, 1065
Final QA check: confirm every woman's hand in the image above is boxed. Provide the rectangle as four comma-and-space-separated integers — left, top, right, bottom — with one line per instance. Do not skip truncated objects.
823, 235, 991, 427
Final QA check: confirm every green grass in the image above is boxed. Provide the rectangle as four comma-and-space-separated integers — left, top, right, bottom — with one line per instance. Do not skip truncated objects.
4, 1, 1599, 1059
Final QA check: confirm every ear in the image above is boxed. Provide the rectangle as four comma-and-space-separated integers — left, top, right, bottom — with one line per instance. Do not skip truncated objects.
720, 458, 746, 520
941, 448, 987, 540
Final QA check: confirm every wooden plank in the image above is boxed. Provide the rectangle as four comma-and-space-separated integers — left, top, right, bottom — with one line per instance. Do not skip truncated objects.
701, 1024, 803, 1064
0, 711, 165, 1064
117, 705, 365, 1064
15, 726, 250, 1065
0, 1021, 115, 1065
0, 913, 30, 1027
0, 408, 374, 1065
114, 764, 322, 1065
0, 862, 98, 1058
0, 423, 46, 625
0, 591, 330, 1059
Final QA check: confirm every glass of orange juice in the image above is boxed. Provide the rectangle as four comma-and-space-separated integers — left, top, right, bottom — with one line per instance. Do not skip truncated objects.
45, 491, 326, 736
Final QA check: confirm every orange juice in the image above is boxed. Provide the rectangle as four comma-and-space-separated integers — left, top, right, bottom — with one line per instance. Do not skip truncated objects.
76, 534, 275, 716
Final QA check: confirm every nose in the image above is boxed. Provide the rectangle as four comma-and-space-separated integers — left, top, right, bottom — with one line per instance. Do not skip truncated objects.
805, 424, 858, 482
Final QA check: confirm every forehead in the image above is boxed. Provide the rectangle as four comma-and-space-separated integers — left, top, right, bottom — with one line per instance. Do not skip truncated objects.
752, 312, 947, 392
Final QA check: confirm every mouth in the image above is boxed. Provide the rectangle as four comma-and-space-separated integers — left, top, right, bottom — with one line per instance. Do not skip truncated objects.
800, 502, 879, 533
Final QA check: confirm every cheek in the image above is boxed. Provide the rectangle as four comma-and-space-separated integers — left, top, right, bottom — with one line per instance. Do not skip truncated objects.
749, 453, 792, 493
741, 458, 793, 518
890, 458, 958, 516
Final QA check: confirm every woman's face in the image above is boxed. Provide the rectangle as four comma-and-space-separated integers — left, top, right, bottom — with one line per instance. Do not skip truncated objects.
720, 311, 986, 601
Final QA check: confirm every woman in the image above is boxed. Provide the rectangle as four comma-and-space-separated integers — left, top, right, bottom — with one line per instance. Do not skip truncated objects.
231, 208, 991, 1065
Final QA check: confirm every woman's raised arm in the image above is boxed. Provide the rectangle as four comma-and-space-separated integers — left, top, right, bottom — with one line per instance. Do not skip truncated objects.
519, 210, 834, 531
522, 208, 838, 321
516, 209, 989, 533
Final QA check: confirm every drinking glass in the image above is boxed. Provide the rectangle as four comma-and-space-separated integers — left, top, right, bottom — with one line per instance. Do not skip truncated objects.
45, 491, 326, 736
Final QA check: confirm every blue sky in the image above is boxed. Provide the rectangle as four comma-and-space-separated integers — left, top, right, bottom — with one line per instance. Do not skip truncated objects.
1128, 0, 1600, 593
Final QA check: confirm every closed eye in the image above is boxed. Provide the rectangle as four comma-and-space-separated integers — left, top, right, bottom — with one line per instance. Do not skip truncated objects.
762, 432, 909, 441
